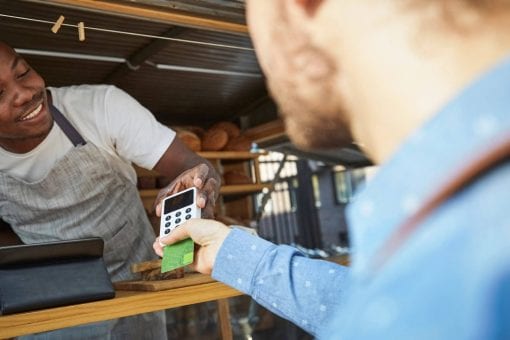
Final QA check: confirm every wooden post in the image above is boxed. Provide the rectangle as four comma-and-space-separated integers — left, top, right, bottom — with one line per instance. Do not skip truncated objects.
216, 299, 233, 340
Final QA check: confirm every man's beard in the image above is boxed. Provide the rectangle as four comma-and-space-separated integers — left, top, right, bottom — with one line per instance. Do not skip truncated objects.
267, 51, 353, 151
282, 108, 352, 150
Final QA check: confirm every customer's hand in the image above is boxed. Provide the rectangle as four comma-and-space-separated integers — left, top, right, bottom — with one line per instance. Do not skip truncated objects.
153, 219, 231, 275
154, 163, 219, 219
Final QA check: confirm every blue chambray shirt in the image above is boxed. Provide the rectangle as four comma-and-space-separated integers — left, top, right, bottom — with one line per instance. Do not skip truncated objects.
212, 56, 510, 339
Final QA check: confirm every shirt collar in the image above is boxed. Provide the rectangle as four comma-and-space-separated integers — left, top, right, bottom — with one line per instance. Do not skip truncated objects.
347, 56, 510, 276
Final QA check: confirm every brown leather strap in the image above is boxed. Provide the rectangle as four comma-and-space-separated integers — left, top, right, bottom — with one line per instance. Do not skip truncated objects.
371, 133, 510, 272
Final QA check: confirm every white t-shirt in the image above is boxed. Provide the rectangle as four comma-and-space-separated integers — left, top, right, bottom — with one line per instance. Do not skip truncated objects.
0, 85, 175, 184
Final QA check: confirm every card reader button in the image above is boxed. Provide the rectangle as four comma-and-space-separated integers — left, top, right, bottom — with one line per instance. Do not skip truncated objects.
185, 214, 191, 220
165, 222, 171, 227
175, 211, 182, 217
185, 208, 192, 213
165, 215, 171, 221
175, 218, 181, 224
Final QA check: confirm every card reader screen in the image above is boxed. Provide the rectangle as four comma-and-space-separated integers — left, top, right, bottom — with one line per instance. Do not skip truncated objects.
163, 190, 194, 214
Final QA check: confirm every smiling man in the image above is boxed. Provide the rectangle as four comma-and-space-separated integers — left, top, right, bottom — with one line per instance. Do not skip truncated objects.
0, 49, 52, 153
156, 0, 510, 338
0, 41, 220, 339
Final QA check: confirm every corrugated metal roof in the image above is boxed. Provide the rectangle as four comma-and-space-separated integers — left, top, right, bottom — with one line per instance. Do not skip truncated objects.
0, 0, 266, 127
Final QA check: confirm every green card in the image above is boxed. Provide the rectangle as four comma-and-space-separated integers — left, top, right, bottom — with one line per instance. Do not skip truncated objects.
161, 238, 195, 273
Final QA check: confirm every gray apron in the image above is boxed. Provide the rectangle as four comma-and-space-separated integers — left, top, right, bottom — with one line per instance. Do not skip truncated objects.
0, 106, 167, 339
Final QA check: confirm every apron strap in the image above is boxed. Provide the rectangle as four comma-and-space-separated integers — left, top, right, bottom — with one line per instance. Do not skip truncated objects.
50, 105, 87, 147
371, 133, 510, 273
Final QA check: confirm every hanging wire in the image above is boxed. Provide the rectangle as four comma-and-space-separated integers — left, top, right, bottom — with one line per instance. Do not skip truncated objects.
0, 13, 254, 51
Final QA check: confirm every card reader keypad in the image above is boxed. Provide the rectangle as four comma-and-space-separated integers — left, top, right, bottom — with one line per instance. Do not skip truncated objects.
161, 208, 194, 235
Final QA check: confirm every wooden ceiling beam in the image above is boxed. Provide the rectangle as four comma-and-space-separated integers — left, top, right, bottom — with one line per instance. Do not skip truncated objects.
244, 119, 287, 145
22, 0, 249, 35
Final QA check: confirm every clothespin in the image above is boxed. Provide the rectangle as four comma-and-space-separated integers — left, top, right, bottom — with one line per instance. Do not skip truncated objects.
78, 22, 85, 42
50, 15, 65, 34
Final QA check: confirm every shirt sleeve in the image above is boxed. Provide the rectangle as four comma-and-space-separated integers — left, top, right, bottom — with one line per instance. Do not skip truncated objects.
103, 86, 176, 169
212, 228, 350, 336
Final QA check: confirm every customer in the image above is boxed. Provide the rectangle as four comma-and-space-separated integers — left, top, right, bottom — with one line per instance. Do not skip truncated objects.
155, 0, 510, 338
0, 41, 220, 339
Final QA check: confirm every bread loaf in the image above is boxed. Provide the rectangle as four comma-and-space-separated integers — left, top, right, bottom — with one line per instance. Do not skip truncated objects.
202, 128, 229, 151
210, 121, 241, 139
186, 126, 206, 138
223, 135, 252, 151
177, 130, 201, 152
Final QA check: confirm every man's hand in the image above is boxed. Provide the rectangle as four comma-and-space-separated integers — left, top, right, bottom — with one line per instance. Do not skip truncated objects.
153, 219, 231, 275
154, 163, 219, 218
152, 137, 221, 218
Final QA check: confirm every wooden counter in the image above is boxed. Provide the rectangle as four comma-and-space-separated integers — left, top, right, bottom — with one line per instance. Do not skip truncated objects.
0, 281, 242, 339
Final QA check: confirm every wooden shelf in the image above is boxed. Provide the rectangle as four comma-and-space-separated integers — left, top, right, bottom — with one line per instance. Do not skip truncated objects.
219, 183, 271, 195
326, 255, 350, 266
197, 151, 266, 160
0, 281, 242, 338
140, 184, 271, 199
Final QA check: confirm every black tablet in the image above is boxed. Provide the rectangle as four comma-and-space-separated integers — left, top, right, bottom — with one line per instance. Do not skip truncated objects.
0, 237, 104, 267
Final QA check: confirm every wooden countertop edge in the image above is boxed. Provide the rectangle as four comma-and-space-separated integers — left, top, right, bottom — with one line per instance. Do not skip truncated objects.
0, 282, 242, 338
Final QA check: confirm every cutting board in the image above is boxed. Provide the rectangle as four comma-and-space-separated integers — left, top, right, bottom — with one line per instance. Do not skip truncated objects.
114, 272, 215, 291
